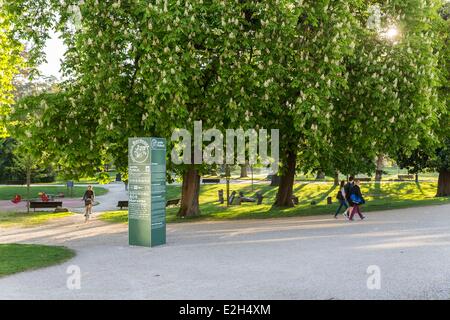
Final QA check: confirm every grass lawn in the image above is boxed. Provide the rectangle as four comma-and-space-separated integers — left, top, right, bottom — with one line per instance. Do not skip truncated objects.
0, 244, 75, 277
0, 211, 74, 228
100, 181, 450, 224
0, 185, 108, 200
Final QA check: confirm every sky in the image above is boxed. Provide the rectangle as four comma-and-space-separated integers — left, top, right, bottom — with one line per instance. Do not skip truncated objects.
38, 31, 66, 79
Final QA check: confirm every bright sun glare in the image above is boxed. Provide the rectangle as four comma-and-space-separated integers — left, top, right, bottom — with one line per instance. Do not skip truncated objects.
385, 27, 399, 39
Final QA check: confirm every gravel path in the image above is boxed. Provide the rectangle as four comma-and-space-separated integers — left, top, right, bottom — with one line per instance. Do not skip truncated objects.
1, 203, 450, 299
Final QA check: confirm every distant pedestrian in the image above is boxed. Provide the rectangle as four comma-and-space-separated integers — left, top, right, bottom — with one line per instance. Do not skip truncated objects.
348, 179, 365, 221
334, 180, 349, 218
82, 185, 95, 222
342, 176, 355, 219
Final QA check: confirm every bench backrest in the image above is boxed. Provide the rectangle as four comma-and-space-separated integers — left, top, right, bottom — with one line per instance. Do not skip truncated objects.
202, 178, 220, 184
166, 199, 180, 206
30, 202, 62, 208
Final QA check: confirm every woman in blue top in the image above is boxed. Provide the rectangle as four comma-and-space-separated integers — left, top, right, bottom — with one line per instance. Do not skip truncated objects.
348, 179, 366, 221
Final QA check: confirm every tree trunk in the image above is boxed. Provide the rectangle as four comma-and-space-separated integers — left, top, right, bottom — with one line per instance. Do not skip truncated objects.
178, 166, 201, 217
26, 166, 31, 200
240, 163, 248, 178
375, 154, 384, 182
26, 165, 31, 213
415, 173, 419, 183
436, 169, 450, 197
274, 151, 296, 207
334, 171, 339, 186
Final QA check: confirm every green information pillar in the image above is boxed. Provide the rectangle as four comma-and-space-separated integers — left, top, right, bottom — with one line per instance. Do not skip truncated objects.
128, 137, 166, 247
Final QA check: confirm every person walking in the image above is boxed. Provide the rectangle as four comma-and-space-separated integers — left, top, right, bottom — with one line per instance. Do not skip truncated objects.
348, 179, 365, 221
342, 176, 355, 219
82, 185, 95, 222
334, 180, 349, 218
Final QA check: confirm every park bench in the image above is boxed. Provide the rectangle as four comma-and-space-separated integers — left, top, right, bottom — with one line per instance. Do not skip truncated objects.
29, 201, 63, 212
116, 199, 181, 209
166, 198, 181, 207
398, 174, 414, 181
117, 200, 128, 210
202, 178, 221, 184
357, 177, 372, 182
226, 191, 264, 205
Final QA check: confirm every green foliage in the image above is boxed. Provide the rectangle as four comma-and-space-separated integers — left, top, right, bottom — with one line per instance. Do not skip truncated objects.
0, 137, 15, 180
7, 91, 109, 181
322, 0, 447, 176
270, 1, 362, 172
0, 7, 24, 137
396, 2, 450, 176
433, 139, 450, 171
0, 138, 56, 183
2, 0, 449, 197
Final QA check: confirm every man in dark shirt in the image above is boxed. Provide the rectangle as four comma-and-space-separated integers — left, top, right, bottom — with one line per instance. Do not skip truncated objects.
342, 176, 355, 219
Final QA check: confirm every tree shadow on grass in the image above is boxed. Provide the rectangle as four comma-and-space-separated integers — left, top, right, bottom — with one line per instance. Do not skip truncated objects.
297, 184, 336, 205
415, 181, 426, 196
293, 182, 309, 195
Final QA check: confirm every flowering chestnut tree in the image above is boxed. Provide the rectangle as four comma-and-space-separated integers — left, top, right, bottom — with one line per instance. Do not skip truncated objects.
6, 0, 298, 216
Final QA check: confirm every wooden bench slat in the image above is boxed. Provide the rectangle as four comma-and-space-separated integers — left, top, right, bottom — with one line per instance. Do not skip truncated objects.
29, 202, 62, 208
166, 199, 180, 206
29, 201, 63, 212
202, 178, 220, 184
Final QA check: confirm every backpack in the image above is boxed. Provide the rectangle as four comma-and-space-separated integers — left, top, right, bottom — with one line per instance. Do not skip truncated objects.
350, 193, 362, 204
349, 185, 365, 205
336, 189, 344, 200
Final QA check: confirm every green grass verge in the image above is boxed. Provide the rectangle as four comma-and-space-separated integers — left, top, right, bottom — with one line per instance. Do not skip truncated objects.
0, 185, 108, 200
100, 182, 450, 224
0, 244, 75, 277
0, 211, 74, 228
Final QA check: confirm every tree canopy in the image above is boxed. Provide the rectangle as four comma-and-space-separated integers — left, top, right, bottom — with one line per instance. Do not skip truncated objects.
0, 7, 24, 137
2, 0, 450, 212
